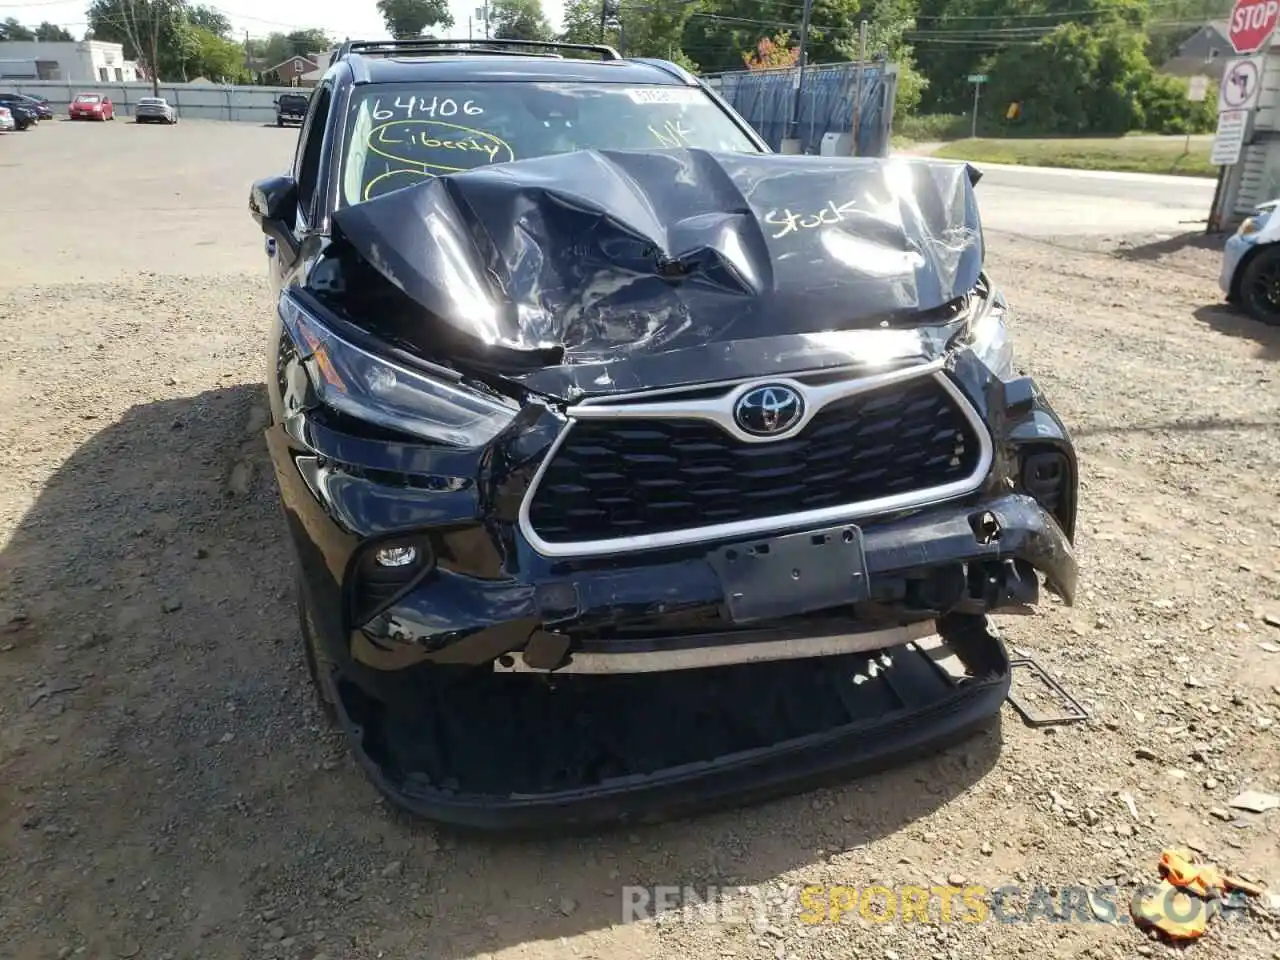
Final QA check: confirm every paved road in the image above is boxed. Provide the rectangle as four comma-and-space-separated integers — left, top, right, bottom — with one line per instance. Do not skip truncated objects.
964, 161, 1219, 237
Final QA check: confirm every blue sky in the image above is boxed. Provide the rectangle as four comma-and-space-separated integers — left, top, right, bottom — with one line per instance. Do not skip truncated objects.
0, 0, 568, 45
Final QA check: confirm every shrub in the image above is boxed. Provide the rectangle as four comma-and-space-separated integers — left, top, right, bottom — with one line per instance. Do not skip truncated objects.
893, 112, 970, 141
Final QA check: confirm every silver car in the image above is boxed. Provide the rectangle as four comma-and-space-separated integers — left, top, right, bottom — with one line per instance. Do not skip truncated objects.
134, 97, 177, 124
0, 106, 14, 132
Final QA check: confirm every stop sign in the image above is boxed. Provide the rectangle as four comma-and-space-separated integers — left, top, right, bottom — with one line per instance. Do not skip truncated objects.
1228, 0, 1280, 53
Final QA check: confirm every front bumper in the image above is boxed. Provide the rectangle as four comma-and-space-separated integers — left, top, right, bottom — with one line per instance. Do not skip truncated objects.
329, 490, 1073, 675
318, 611, 1013, 831
265, 310, 1077, 827
1220, 232, 1255, 296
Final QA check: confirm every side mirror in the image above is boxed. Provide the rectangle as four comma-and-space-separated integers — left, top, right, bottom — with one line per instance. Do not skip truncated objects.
249, 174, 300, 259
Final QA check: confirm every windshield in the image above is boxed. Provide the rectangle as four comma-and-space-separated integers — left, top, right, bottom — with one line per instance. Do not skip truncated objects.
339, 81, 760, 207
75, 94, 101, 103
139, 98, 165, 105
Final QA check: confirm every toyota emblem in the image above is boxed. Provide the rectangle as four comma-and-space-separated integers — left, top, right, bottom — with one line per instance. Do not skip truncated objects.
734, 384, 805, 437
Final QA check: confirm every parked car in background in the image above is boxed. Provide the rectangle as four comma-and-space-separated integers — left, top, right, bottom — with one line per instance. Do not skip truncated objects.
0, 106, 14, 132
1220, 199, 1280, 326
69, 93, 114, 121
274, 92, 308, 126
11, 93, 53, 120
0, 93, 39, 129
134, 96, 177, 124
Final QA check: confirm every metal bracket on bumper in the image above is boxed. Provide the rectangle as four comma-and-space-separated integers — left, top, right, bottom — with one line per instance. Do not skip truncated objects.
494, 621, 937, 673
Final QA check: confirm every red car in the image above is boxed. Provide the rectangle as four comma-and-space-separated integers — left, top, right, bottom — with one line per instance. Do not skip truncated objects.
69, 93, 114, 121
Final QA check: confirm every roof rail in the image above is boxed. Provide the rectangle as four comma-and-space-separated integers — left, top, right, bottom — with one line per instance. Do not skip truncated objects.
334, 38, 621, 62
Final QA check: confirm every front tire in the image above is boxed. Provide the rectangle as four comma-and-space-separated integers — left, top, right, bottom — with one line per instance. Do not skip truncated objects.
1239, 245, 1280, 326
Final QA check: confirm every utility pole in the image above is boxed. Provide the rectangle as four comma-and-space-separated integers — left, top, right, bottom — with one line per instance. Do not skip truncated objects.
786, 0, 814, 151
149, 0, 161, 96
600, 0, 608, 43
851, 19, 866, 156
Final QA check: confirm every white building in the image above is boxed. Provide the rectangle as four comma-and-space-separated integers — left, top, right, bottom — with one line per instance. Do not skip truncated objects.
0, 40, 139, 82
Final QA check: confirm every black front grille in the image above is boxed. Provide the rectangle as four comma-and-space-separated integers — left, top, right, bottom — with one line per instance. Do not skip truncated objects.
527, 376, 984, 544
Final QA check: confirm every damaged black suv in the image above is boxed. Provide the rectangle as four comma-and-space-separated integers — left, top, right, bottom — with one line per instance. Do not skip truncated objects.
249, 38, 1079, 831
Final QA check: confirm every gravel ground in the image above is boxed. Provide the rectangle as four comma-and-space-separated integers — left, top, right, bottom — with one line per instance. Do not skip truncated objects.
1, 120, 1279, 960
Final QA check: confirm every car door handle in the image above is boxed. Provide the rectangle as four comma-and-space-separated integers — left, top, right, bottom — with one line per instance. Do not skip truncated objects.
265, 236, 276, 257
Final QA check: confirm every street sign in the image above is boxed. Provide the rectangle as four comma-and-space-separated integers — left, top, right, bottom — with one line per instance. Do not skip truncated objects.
1211, 108, 1249, 165
1188, 75, 1210, 101
1227, 0, 1280, 53
1220, 55, 1265, 111
967, 74, 988, 83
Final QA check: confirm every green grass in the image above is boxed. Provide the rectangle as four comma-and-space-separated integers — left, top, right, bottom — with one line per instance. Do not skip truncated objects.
932, 136, 1216, 177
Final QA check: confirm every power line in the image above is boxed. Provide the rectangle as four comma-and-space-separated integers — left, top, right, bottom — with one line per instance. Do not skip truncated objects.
914, 0, 1227, 21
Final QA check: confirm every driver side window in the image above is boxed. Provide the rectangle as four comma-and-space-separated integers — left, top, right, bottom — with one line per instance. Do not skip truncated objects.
294, 85, 331, 225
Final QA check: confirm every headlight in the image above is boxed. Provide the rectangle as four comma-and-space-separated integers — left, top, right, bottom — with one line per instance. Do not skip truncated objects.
1238, 216, 1263, 237
280, 294, 518, 447
966, 303, 1015, 380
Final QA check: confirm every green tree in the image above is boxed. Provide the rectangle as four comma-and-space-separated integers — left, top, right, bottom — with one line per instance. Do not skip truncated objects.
1136, 72, 1216, 133
680, 0, 861, 75
35, 22, 75, 41
559, 0, 604, 45
281, 29, 332, 57
835, 0, 927, 114
190, 25, 249, 81
87, 0, 185, 93
0, 17, 36, 40
984, 21, 1151, 135
617, 0, 700, 62
251, 31, 330, 68
492, 0, 552, 41
488, 0, 550, 41
376, 0, 454, 39
188, 5, 232, 37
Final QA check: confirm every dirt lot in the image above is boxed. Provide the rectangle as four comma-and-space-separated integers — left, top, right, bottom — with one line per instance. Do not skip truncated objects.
1, 119, 1279, 960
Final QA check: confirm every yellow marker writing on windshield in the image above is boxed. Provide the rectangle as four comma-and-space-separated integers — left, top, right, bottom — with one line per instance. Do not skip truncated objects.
367, 121, 514, 168
649, 119, 694, 148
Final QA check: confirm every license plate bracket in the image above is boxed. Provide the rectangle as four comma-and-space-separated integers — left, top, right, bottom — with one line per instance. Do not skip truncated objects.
707, 524, 871, 624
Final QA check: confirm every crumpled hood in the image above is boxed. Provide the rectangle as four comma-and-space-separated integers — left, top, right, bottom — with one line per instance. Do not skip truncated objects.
328, 149, 984, 390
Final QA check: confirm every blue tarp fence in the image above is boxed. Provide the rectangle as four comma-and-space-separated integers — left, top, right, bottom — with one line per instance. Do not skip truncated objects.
707, 62, 893, 157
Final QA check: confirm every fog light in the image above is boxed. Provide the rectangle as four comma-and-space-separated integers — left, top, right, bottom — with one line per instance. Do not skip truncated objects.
374, 545, 418, 568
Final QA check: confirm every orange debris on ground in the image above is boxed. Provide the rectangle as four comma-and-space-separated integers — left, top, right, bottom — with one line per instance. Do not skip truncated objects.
1129, 848, 1267, 942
